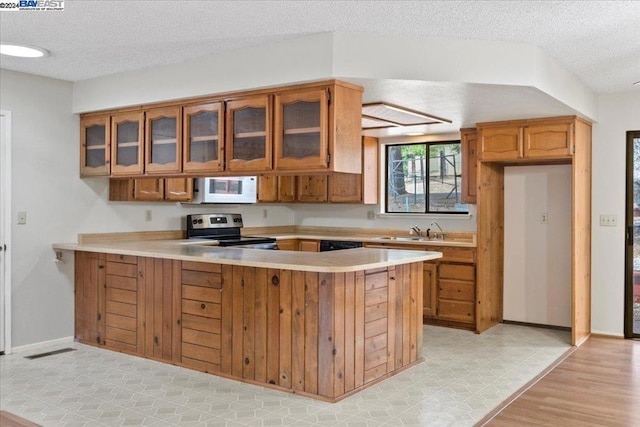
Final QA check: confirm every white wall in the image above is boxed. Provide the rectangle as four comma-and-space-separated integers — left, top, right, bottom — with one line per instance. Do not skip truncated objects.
503, 165, 572, 327
591, 91, 640, 336
0, 69, 294, 347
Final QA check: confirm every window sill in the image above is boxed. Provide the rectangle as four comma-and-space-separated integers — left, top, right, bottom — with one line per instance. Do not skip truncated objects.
376, 212, 474, 220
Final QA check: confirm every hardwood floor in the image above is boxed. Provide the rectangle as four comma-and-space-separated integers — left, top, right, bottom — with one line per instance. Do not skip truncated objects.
0, 411, 40, 427
484, 337, 640, 426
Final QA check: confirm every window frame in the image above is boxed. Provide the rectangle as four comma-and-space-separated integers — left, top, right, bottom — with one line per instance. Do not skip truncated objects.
382, 139, 468, 215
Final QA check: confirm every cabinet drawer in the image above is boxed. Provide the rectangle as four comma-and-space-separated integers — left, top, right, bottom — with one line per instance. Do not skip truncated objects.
439, 264, 475, 281
439, 280, 475, 301
438, 300, 475, 323
182, 285, 221, 304
182, 299, 221, 319
106, 254, 138, 264
106, 262, 138, 278
421, 246, 475, 263
182, 270, 222, 289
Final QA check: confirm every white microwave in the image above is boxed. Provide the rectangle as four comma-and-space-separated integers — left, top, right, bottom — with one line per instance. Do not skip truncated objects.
189, 177, 257, 204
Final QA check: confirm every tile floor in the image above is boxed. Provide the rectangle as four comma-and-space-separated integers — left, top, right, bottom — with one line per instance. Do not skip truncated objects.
0, 324, 571, 427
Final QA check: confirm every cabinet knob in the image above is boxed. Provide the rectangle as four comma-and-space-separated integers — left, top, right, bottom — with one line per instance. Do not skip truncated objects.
201, 303, 206, 309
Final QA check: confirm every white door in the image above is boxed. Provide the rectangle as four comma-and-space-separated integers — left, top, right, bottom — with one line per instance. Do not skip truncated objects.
0, 110, 11, 354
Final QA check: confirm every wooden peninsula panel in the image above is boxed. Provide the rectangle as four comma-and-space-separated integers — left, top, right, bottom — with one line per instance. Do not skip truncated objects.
73, 247, 429, 401
175, 260, 424, 401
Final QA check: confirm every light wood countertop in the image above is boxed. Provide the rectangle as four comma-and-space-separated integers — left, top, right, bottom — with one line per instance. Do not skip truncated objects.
53, 239, 442, 273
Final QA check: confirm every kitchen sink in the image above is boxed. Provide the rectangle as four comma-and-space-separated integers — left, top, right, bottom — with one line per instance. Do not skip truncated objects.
376, 236, 443, 242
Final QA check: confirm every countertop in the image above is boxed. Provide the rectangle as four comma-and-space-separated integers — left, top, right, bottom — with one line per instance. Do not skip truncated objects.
52, 239, 442, 273
262, 233, 475, 247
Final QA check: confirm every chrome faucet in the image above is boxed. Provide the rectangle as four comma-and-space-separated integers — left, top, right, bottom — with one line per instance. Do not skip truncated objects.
410, 225, 422, 237
430, 222, 444, 240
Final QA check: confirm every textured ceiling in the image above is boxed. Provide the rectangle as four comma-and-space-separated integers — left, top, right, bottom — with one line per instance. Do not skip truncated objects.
1, 0, 639, 93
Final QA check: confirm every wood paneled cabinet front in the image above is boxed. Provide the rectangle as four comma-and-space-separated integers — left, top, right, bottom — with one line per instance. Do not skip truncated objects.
109, 178, 193, 202
478, 117, 576, 162
274, 83, 363, 174
226, 95, 272, 172
461, 128, 477, 204
183, 102, 224, 173
145, 106, 182, 174
257, 176, 296, 203
80, 115, 111, 177
111, 111, 144, 176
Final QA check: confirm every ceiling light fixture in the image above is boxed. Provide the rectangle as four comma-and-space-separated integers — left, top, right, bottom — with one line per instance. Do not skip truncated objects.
404, 132, 426, 136
0, 43, 49, 58
361, 102, 451, 130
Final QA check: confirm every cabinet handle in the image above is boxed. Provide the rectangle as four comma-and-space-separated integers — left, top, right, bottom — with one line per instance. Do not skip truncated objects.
201, 303, 206, 309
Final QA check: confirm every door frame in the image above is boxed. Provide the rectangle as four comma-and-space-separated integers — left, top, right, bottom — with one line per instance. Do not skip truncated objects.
0, 110, 12, 354
625, 130, 640, 339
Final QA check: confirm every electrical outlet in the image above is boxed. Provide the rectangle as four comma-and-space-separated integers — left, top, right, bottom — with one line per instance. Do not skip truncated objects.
145, 210, 152, 222
540, 212, 548, 224
263, 209, 268, 219
17, 211, 26, 225
599, 214, 617, 227
367, 210, 375, 220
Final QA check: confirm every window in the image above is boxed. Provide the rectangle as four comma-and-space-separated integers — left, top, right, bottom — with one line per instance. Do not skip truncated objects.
385, 141, 468, 214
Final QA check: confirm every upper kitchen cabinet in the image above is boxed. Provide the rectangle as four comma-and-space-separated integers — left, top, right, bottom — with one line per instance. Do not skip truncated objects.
274, 82, 363, 173
461, 128, 477, 204
183, 102, 224, 173
111, 111, 144, 176
80, 114, 110, 177
274, 88, 328, 170
226, 95, 272, 172
145, 106, 182, 174
478, 116, 576, 162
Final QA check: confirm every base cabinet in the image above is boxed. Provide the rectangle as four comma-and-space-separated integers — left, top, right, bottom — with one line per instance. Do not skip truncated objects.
74, 252, 424, 401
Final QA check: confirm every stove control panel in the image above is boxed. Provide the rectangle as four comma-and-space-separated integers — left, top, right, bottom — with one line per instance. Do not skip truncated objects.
187, 213, 243, 230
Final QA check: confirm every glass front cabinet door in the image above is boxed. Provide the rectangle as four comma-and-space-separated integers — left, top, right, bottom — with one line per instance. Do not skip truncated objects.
80, 115, 110, 176
274, 88, 328, 171
145, 106, 182, 174
226, 95, 272, 172
183, 102, 224, 173
111, 111, 144, 176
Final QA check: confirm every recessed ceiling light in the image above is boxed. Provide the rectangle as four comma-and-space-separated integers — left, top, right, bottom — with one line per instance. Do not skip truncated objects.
0, 43, 49, 58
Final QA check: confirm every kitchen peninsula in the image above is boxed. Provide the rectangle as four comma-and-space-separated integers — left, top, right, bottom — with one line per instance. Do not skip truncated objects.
53, 238, 441, 401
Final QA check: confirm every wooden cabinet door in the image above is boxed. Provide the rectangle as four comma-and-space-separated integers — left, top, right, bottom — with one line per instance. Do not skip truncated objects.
278, 176, 297, 202
145, 106, 182, 174
226, 95, 272, 172
111, 111, 144, 175
75, 251, 106, 346
80, 115, 110, 177
274, 88, 328, 171
104, 254, 142, 354
524, 122, 573, 159
461, 128, 477, 204
134, 178, 164, 201
257, 176, 278, 202
276, 239, 298, 251
297, 175, 328, 202
298, 240, 320, 252
141, 258, 181, 363
183, 102, 224, 173
328, 173, 362, 203
165, 178, 193, 202
423, 262, 437, 319
478, 125, 522, 161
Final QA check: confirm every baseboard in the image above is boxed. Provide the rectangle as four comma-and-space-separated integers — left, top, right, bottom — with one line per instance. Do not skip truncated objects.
501, 319, 571, 332
590, 332, 625, 339
10, 336, 74, 354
